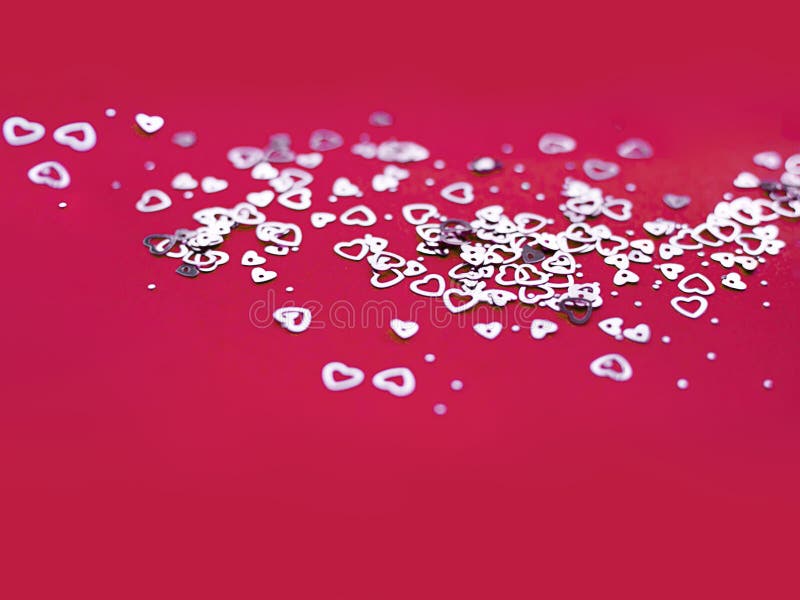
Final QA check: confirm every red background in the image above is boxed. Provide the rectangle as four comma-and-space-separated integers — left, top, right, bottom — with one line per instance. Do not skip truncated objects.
2, 1, 800, 597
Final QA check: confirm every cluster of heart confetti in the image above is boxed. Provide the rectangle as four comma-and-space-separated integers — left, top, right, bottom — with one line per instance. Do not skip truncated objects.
8, 108, 798, 397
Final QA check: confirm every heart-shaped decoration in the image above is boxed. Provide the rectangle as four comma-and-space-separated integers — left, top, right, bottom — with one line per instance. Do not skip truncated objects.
246, 190, 275, 208
274, 307, 312, 333
332, 177, 362, 197
321, 361, 365, 392
226, 146, 265, 169
142, 233, 177, 255
351, 140, 378, 159
176, 264, 200, 278
558, 296, 593, 324
333, 239, 369, 261
241, 250, 266, 266
623, 323, 651, 343
616, 138, 653, 160
390, 319, 419, 340
201, 176, 228, 194
474, 322, 503, 340
643, 219, 677, 237
369, 111, 393, 126
733, 171, 759, 189
409, 273, 446, 297
309, 129, 343, 152
656, 263, 685, 281
3, 116, 45, 146
670, 295, 708, 319
678, 273, 715, 296
736, 256, 758, 271
264, 246, 289, 256
583, 158, 620, 181
251, 267, 277, 284
753, 151, 782, 171
589, 353, 633, 382
604, 253, 630, 270
658, 243, 684, 261
538, 132, 576, 154
136, 189, 171, 213
530, 319, 558, 340
629, 239, 655, 254
371, 172, 400, 192
172, 131, 197, 148
256, 221, 302, 247
663, 193, 691, 210
171, 172, 199, 190
710, 252, 736, 268
370, 269, 405, 289
376, 140, 430, 163
521, 246, 546, 264
721, 272, 747, 291
135, 113, 164, 134
384, 165, 410, 181
340, 205, 377, 226
372, 367, 416, 397
613, 269, 639, 286
441, 181, 475, 204
251, 161, 279, 180
442, 288, 479, 313
598, 317, 624, 337
53, 121, 97, 152
296, 152, 323, 169
311, 212, 337, 228
402, 260, 427, 277
402, 203, 439, 225
600, 197, 632, 221
27, 161, 71, 189
627, 249, 652, 264
278, 188, 312, 211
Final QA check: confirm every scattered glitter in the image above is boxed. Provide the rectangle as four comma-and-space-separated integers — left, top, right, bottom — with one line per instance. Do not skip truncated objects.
433, 159, 445, 170
513, 164, 525, 173
111, 181, 121, 190
425, 178, 435, 187
763, 301, 771, 308
697, 251, 705, 257
183, 191, 193, 199
58, 202, 67, 209
424, 353, 436, 363
511, 325, 521, 332
710, 317, 719, 324
763, 379, 774, 390
610, 290, 619, 297
677, 378, 689, 390
565, 161, 575, 170
433, 403, 448, 415
625, 229, 634, 236
501, 143, 513, 154
147, 283, 156, 290
144, 161, 156, 171
384, 214, 393, 221
625, 183, 637, 192
521, 182, 531, 191
105, 108, 116, 118
701, 261, 709, 267
634, 300, 642, 307
706, 352, 717, 360
285, 286, 294, 293
489, 185, 499, 194
450, 379, 464, 391
661, 336, 671, 343
328, 195, 338, 203
723, 192, 734, 200
535, 193, 545, 201
760, 280, 768, 286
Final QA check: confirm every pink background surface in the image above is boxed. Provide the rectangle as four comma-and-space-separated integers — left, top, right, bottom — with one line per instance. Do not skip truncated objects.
2, 1, 799, 597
